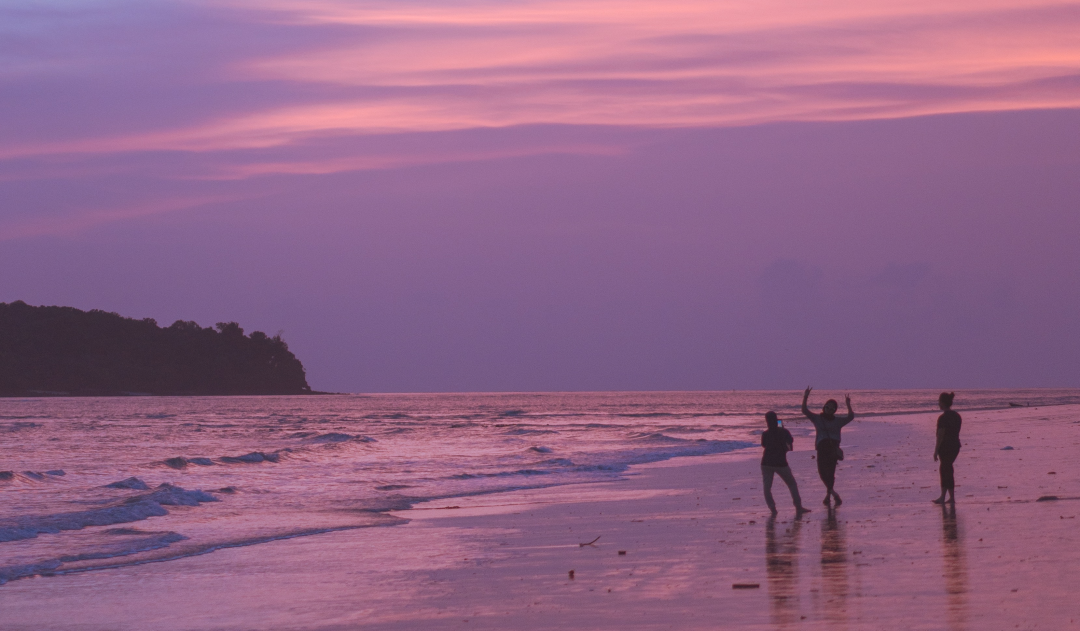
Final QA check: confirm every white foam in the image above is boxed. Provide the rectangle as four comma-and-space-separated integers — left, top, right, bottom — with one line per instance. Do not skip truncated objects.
0, 484, 217, 543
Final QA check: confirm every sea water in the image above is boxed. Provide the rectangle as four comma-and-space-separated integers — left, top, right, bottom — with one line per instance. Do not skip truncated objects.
1, 389, 1077, 585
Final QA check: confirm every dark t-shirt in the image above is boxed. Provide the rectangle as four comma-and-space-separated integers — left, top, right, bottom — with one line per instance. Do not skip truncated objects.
761, 427, 793, 467
937, 410, 962, 449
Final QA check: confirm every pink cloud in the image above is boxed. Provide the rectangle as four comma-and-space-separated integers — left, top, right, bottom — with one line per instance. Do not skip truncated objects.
237, 0, 1080, 125
3, 0, 1079, 172
208, 141, 628, 179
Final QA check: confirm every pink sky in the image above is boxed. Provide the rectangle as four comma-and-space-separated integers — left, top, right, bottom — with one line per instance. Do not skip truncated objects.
2, 0, 1079, 391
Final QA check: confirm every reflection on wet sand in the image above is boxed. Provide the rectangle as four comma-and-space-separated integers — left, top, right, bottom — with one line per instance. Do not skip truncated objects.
818, 507, 849, 626
940, 504, 969, 630
765, 516, 804, 627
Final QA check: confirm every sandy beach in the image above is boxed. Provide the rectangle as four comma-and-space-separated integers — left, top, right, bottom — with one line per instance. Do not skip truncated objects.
2, 403, 1078, 630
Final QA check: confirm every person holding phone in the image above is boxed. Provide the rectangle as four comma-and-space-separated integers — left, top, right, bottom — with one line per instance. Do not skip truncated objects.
760, 411, 811, 516
801, 387, 855, 507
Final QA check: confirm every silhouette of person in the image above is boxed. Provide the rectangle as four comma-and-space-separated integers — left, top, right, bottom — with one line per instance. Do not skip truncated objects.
801, 387, 855, 506
760, 411, 811, 516
933, 391, 962, 504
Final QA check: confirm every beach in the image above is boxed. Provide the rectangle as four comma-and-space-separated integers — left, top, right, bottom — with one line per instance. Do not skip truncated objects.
1, 401, 1077, 629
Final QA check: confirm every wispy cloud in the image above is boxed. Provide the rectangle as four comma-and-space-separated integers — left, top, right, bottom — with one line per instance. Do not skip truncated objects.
2, 0, 1080, 171
0, 193, 244, 241
232, 0, 1080, 127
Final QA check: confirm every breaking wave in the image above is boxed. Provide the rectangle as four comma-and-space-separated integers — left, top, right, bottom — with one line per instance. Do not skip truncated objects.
0, 483, 218, 544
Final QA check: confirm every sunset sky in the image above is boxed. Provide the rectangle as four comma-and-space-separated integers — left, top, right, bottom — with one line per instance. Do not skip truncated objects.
3, 0, 1079, 392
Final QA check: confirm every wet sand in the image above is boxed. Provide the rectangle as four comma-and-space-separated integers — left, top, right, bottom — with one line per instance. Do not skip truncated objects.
3, 404, 1078, 629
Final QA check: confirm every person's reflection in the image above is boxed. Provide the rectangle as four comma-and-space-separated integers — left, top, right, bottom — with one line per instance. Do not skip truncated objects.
765, 515, 804, 626
940, 503, 969, 630
819, 507, 849, 624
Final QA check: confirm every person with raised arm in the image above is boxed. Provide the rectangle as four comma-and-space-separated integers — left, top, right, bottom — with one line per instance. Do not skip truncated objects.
933, 392, 962, 504
801, 387, 855, 507
760, 411, 812, 517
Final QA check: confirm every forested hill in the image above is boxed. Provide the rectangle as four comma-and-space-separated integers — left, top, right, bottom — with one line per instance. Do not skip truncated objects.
0, 301, 313, 396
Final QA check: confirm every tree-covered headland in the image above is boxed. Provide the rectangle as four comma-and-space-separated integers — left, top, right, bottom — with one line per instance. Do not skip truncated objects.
0, 301, 313, 396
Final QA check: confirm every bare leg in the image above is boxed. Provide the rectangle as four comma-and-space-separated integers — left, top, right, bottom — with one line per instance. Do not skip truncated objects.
934, 465, 948, 503
936, 447, 959, 504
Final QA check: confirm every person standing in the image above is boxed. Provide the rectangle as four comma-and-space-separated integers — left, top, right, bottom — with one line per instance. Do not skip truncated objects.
760, 411, 811, 516
801, 387, 855, 507
933, 392, 962, 504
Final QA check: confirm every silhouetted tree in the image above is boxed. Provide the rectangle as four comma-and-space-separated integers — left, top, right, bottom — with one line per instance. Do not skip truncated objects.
0, 301, 313, 396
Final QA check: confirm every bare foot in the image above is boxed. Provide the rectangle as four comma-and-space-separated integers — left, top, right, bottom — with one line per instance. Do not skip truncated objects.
822, 496, 831, 506
932, 497, 945, 504
832, 492, 842, 506
795, 506, 812, 515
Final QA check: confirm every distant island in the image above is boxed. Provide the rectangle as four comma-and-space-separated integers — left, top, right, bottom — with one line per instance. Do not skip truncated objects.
0, 301, 313, 396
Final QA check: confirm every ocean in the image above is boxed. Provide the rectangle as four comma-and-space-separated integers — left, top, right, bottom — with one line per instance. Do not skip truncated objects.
2, 388, 1078, 585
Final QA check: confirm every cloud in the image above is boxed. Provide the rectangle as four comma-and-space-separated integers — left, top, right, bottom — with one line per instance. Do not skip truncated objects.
2, 0, 1080, 171
0, 193, 243, 241
233, 1, 1080, 126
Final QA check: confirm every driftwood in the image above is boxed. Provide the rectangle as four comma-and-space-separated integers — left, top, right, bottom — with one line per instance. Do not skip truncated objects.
578, 536, 601, 547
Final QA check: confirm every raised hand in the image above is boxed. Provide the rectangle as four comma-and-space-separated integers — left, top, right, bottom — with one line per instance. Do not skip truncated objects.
844, 394, 852, 409
801, 387, 813, 417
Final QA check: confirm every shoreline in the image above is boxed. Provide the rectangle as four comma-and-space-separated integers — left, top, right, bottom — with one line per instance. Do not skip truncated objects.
370, 405, 1079, 629
0, 404, 1077, 629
